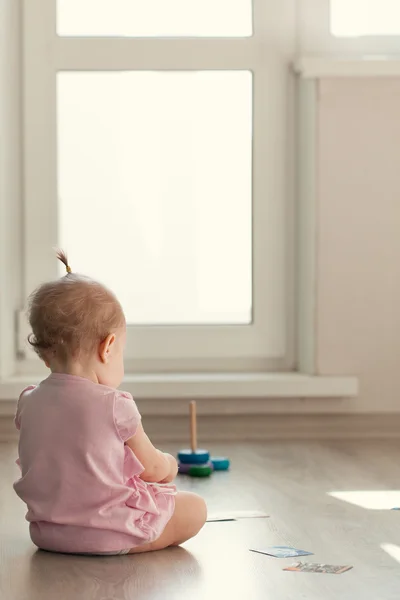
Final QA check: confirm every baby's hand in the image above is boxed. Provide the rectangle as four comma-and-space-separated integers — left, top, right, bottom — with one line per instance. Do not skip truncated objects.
158, 453, 178, 484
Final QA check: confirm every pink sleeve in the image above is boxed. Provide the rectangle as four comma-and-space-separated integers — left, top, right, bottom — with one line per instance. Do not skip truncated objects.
15, 385, 36, 431
113, 391, 141, 442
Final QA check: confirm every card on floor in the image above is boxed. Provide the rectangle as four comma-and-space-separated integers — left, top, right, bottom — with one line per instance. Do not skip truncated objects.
250, 546, 313, 558
284, 562, 353, 574
207, 510, 268, 522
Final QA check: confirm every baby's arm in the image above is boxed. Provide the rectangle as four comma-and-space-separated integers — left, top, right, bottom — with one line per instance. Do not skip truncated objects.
126, 423, 178, 484
158, 454, 179, 484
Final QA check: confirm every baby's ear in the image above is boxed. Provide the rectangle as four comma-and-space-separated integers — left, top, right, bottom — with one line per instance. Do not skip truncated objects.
99, 333, 116, 363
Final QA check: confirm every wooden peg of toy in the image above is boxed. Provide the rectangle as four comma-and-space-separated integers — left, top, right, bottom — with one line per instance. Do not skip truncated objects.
190, 400, 197, 453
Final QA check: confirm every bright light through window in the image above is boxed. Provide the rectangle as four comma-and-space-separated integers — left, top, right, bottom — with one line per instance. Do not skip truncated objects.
57, 71, 253, 326
329, 490, 400, 510
57, 0, 252, 37
331, 0, 400, 37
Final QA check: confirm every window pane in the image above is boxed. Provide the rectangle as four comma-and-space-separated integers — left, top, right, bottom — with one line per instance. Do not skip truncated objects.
57, 72, 252, 325
57, 0, 252, 37
331, 0, 400, 37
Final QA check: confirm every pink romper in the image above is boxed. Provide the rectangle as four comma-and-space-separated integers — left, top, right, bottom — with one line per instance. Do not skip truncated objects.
14, 373, 176, 554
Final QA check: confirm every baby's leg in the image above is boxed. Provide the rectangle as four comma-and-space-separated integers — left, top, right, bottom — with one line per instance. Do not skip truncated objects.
129, 491, 206, 554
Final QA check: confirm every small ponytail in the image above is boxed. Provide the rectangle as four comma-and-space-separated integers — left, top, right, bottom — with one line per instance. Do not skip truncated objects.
56, 249, 72, 274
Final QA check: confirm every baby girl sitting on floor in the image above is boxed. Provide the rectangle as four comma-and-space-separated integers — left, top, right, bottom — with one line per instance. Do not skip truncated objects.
14, 251, 206, 555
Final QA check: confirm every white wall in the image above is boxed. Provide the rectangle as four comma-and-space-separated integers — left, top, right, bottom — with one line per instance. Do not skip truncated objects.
316, 78, 400, 413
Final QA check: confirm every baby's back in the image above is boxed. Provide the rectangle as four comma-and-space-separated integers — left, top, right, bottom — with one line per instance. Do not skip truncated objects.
14, 373, 149, 553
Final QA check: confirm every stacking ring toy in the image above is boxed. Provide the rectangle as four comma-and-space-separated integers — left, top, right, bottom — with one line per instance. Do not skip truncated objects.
177, 401, 230, 478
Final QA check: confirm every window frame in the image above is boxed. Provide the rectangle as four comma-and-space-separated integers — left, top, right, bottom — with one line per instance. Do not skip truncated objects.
0, 0, 23, 381
21, 0, 296, 374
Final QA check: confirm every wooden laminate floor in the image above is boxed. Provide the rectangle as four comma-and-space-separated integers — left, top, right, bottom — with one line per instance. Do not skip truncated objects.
1, 440, 400, 599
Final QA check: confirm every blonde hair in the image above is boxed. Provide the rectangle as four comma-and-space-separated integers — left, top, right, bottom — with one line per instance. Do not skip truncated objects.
28, 250, 125, 362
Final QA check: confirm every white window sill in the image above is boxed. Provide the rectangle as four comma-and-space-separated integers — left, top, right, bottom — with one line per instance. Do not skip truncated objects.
0, 373, 358, 415
294, 56, 400, 79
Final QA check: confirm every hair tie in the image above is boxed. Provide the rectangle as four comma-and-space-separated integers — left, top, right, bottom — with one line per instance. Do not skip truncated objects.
66, 265, 72, 274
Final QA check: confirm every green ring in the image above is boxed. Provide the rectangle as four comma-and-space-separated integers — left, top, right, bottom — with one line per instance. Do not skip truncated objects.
188, 465, 213, 477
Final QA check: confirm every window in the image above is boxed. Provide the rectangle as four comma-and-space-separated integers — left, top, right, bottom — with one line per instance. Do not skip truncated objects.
57, 0, 252, 37
300, 0, 400, 55
22, 0, 294, 373
57, 71, 252, 325
331, 0, 400, 37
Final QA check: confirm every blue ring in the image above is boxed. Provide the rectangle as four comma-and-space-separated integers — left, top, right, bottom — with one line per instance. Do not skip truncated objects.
178, 449, 210, 464
211, 456, 230, 471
